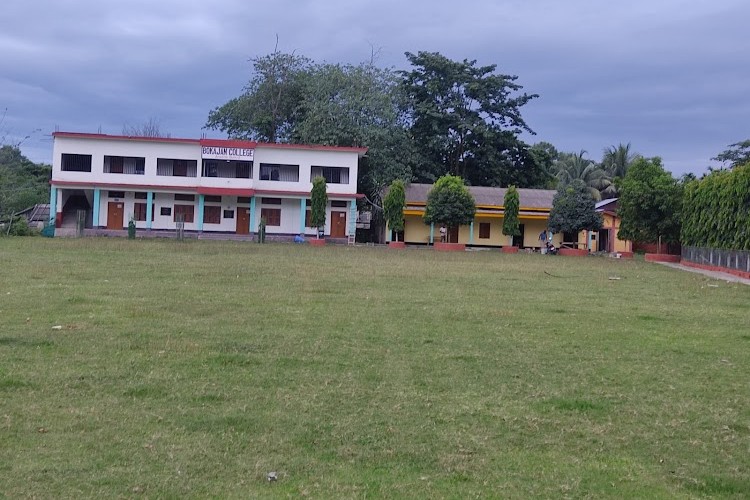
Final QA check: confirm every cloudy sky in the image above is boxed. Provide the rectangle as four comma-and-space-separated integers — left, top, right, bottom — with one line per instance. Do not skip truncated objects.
2, 0, 748, 175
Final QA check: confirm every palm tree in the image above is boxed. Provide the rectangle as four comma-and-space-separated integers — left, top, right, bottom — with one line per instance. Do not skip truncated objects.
601, 143, 639, 184
553, 150, 612, 201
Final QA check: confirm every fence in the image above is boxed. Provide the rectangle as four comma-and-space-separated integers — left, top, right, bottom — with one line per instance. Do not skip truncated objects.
681, 246, 750, 274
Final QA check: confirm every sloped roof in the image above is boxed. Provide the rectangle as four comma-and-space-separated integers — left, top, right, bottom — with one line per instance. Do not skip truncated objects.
595, 198, 618, 211
18, 204, 50, 222
405, 183, 556, 209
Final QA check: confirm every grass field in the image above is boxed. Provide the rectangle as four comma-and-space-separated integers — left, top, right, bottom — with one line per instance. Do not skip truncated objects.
1, 238, 748, 498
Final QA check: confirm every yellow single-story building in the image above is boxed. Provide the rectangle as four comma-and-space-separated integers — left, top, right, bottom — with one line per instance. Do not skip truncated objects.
388, 184, 631, 253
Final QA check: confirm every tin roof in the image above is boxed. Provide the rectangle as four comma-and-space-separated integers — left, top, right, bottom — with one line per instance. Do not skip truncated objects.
404, 183, 556, 210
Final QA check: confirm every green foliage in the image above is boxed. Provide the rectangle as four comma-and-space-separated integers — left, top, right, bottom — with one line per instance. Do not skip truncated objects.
399, 51, 539, 186
681, 162, 750, 250
553, 150, 611, 201
6, 216, 31, 236
0, 145, 51, 220
127, 219, 136, 239
310, 176, 327, 233
601, 142, 639, 183
548, 179, 602, 234
205, 51, 312, 142
618, 157, 683, 244
712, 140, 750, 169
423, 175, 476, 228
502, 185, 521, 237
383, 179, 406, 238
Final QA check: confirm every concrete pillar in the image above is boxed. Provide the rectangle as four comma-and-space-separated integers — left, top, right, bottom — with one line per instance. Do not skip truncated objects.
197, 194, 205, 232
349, 200, 356, 237
299, 198, 306, 235
49, 186, 57, 225
429, 222, 434, 245
92, 188, 101, 227
146, 192, 153, 230
249, 196, 256, 233
469, 221, 474, 245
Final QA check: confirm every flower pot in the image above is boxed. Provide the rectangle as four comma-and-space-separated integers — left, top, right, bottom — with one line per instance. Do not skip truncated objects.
388, 241, 406, 249
644, 253, 680, 263
558, 248, 588, 257
502, 246, 519, 253
309, 239, 326, 247
434, 242, 465, 252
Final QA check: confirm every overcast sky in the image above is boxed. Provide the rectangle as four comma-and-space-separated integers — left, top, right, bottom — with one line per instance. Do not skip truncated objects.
2, 0, 748, 176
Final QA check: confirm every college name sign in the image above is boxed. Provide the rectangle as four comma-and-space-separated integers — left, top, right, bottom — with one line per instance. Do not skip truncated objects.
201, 146, 254, 161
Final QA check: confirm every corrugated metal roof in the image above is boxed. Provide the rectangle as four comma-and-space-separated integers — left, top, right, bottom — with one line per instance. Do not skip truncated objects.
405, 183, 556, 210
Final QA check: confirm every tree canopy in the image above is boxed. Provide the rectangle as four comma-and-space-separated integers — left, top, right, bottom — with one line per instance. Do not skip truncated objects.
548, 179, 602, 235
712, 140, 750, 169
0, 145, 51, 220
383, 179, 406, 239
617, 157, 682, 244
400, 51, 539, 185
423, 175, 476, 229
502, 185, 521, 237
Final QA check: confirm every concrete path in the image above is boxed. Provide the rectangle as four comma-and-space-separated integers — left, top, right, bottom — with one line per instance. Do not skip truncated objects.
656, 262, 750, 286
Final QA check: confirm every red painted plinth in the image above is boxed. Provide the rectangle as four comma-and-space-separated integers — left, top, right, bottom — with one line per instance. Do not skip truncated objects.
645, 253, 680, 263
309, 239, 326, 247
681, 260, 750, 279
388, 241, 406, 249
618, 251, 634, 259
502, 246, 519, 253
434, 242, 466, 252
559, 248, 588, 256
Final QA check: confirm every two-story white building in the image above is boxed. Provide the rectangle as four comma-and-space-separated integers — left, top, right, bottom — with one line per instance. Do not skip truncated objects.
50, 132, 366, 239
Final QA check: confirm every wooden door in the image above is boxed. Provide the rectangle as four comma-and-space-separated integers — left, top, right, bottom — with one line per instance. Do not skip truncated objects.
236, 207, 250, 234
331, 211, 346, 238
448, 226, 459, 243
106, 202, 124, 230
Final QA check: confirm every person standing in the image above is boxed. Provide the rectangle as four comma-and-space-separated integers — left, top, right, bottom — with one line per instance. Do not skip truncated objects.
539, 229, 548, 253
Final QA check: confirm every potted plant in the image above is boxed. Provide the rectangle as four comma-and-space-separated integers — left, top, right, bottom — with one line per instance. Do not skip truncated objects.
423, 175, 475, 251
502, 185, 520, 253
309, 176, 327, 246
384, 179, 407, 248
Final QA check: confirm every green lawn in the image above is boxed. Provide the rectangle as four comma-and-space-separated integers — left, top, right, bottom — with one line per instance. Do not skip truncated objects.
1, 238, 748, 498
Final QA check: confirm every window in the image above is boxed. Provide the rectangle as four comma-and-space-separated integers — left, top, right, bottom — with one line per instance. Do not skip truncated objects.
479, 223, 491, 239
203, 161, 218, 177
237, 196, 252, 204
331, 200, 348, 208
260, 208, 281, 226
259, 163, 299, 182
203, 206, 221, 224
236, 162, 251, 179
311, 166, 349, 184
104, 156, 145, 175
133, 203, 155, 222
204, 195, 222, 203
173, 160, 188, 177
223, 210, 234, 219
108, 191, 125, 199
261, 197, 282, 205
161, 207, 171, 216
134, 192, 148, 200
157, 158, 197, 177
202, 160, 252, 179
109, 156, 123, 173
174, 193, 195, 201
305, 209, 312, 227
61, 154, 92, 172
174, 205, 194, 223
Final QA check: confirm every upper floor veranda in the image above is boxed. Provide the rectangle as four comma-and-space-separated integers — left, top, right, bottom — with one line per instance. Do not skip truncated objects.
51, 132, 366, 196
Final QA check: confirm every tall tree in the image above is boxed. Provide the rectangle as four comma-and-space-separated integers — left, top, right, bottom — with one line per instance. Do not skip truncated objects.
712, 140, 750, 169
399, 51, 538, 185
310, 176, 327, 238
554, 150, 612, 201
618, 157, 683, 245
548, 179, 602, 237
601, 143, 639, 180
206, 51, 312, 142
502, 185, 521, 245
383, 179, 406, 241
